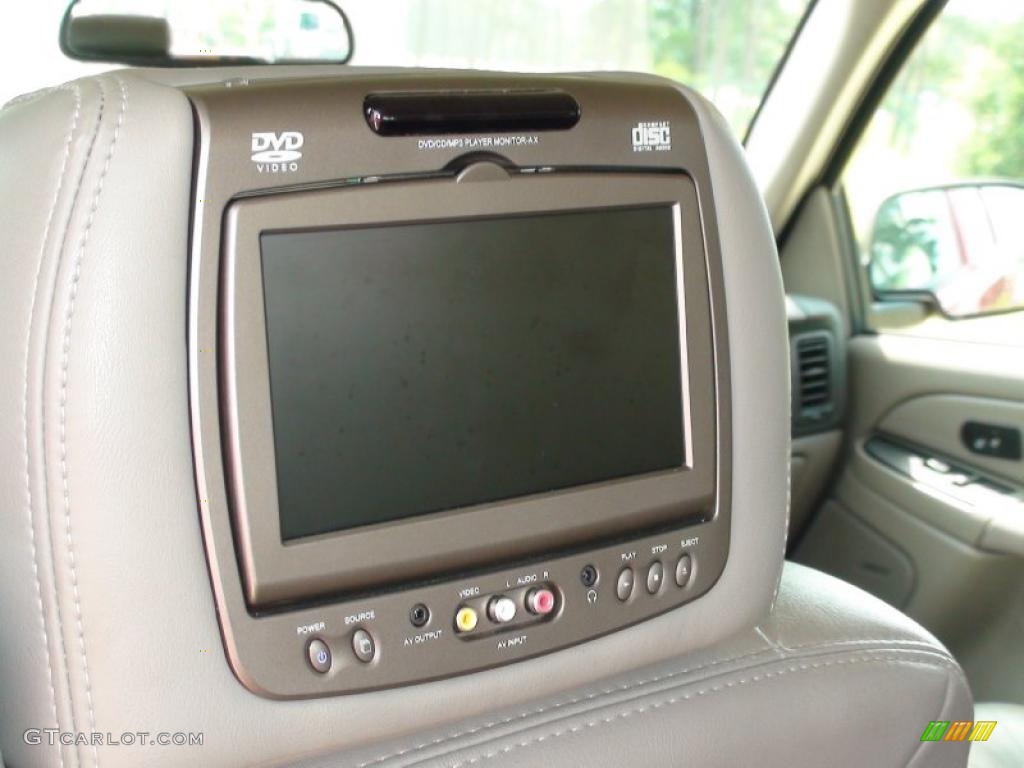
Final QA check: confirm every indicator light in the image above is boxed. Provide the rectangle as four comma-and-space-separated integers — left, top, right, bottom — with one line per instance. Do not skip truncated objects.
455, 606, 478, 633
526, 587, 556, 616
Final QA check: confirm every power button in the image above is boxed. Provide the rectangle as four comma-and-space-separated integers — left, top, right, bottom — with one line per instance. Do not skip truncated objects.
307, 638, 332, 674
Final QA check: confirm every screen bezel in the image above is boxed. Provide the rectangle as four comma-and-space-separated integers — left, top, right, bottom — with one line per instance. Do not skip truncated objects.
222, 170, 717, 609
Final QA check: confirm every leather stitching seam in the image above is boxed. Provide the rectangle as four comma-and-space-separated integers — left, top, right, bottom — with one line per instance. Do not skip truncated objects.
444, 652, 961, 768
44, 79, 109, 768
1, 87, 59, 113
23, 83, 81, 768
360, 638, 953, 767
59, 74, 128, 768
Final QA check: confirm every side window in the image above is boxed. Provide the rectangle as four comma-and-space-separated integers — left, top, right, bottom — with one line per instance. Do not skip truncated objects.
842, 0, 1024, 323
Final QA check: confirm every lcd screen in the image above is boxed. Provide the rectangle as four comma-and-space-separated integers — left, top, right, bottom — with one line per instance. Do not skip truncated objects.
261, 206, 685, 541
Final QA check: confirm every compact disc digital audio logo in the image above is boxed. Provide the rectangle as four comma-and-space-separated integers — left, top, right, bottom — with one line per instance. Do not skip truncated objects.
251, 131, 304, 173
631, 121, 671, 152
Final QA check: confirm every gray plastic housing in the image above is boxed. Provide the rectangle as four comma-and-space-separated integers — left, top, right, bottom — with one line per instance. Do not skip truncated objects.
183, 70, 787, 700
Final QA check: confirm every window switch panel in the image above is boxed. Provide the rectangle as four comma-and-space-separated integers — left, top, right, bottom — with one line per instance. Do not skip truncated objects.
961, 421, 1022, 461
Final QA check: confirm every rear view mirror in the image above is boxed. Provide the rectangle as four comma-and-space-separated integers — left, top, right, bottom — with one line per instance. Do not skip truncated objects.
60, 0, 353, 67
867, 182, 1024, 317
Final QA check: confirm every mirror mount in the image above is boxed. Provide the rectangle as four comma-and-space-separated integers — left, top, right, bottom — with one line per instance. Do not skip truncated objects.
59, 13, 172, 65
59, 0, 354, 68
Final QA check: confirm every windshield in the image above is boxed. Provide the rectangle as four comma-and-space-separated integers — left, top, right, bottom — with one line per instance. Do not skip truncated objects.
344, 0, 811, 136
2, 1, 810, 138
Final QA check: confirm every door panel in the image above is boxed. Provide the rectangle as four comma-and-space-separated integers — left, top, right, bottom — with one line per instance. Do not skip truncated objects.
844, 334, 1024, 437
794, 498, 915, 607
784, 0, 1024, 711
878, 394, 1024, 485
790, 430, 842, 536
841, 336, 1024, 557
794, 333, 1024, 702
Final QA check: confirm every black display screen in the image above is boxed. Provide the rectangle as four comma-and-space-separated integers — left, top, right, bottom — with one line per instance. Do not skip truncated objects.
261, 206, 685, 541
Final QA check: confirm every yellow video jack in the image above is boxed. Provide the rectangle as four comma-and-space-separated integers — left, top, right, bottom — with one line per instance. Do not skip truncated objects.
455, 606, 479, 633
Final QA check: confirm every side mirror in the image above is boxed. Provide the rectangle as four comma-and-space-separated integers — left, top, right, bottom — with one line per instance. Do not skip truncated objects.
59, 0, 354, 67
868, 182, 1024, 317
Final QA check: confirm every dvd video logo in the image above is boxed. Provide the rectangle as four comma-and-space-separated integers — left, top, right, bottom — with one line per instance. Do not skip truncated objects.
631, 121, 671, 152
251, 131, 304, 173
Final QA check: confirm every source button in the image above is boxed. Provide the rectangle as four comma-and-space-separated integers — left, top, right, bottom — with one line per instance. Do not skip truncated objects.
352, 629, 376, 663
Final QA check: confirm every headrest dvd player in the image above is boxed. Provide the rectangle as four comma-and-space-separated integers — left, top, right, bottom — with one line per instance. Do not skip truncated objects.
187, 71, 732, 698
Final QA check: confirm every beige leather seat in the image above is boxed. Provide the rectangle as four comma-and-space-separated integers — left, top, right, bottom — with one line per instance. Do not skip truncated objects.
0, 69, 972, 768
303, 564, 973, 768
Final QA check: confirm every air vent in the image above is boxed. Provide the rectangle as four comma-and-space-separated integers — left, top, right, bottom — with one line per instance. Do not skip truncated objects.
794, 332, 833, 423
